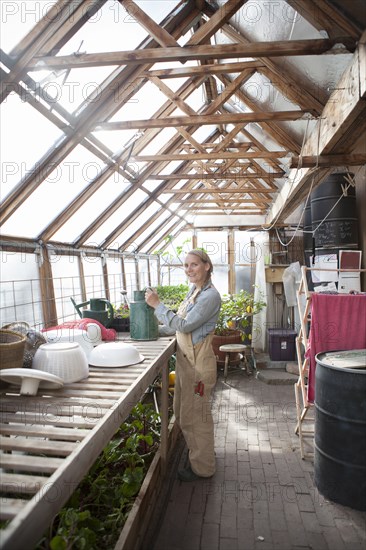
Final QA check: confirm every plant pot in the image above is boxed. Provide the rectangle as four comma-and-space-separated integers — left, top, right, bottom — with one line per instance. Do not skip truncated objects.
110, 317, 130, 332
212, 330, 242, 366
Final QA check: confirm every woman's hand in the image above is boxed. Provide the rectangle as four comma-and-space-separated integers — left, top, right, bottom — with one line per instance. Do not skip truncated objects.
145, 288, 160, 309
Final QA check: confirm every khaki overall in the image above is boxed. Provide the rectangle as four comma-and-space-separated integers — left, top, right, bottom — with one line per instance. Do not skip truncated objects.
174, 289, 217, 477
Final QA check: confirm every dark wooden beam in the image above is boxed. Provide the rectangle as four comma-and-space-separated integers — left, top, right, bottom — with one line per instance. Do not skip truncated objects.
162, 188, 275, 194
289, 153, 366, 169
147, 173, 283, 180
119, 0, 180, 48
28, 38, 356, 70
133, 150, 288, 162
95, 111, 306, 131
144, 60, 264, 79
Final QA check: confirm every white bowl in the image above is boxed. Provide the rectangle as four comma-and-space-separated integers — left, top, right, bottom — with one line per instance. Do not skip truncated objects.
43, 329, 94, 359
32, 342, 89, 383
88, 342, 144, 368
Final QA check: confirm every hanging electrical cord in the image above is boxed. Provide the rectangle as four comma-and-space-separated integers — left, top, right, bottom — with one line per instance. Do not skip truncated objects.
275, 169, 360, 248
310, 171, 357, 235
276, 118, 322, 247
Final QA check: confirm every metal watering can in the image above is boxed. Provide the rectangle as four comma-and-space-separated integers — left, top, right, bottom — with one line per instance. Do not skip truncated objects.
70, 297, 114, 328
129, 289, 158, 341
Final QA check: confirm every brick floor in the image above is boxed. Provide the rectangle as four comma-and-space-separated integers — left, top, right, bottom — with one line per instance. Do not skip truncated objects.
147, 371, 366, 550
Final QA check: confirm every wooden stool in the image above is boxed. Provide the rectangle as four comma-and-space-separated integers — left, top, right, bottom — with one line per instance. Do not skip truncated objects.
219, 344, 248, 381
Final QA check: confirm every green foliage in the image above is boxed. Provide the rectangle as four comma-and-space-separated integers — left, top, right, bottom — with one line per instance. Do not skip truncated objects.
156, 284, 189, 311
36, 403, 161, 550
112, 303, 130, 318
215, 289, 266, 336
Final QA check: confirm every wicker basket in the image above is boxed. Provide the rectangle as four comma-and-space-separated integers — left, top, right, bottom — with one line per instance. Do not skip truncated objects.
0, 329, 26, 369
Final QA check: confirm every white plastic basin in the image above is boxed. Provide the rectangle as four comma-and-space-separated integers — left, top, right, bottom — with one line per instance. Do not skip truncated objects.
88, 342, 144, 367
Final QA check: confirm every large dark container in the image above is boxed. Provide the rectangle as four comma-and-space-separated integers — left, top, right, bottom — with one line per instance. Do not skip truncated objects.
130, 290, 159, 341
303, 202, 313, 253
314, 350, 366, 510
268, 329, 297, 361
311, 173, 358, 251
303, 202, 314, 290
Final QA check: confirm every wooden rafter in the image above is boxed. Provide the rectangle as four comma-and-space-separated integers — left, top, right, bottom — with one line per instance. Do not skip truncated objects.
95, 111, 307, 132
289, 154, 366, 169
119, 0, 181, 49
144, 60, 264, 79
147, 173, 283, 180
160, 188, 275, 194
0, 0, 364, 254
0, 1, 200, 228
132, 151, 288, 162
27, 38, 356, 70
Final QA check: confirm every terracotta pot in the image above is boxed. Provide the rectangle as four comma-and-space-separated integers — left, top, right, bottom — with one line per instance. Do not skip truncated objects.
212, 330, 242, 366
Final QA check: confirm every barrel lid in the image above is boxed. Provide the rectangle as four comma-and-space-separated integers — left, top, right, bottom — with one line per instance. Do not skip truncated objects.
317, 349, 366, 370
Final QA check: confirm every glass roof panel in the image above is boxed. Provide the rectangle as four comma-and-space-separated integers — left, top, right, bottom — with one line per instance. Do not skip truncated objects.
51, 171, 131, 243
114, 202, 162, 247
1, 0, 57, 53
134, 210, 171, 250
86, 188, 148, 246
142, 180, 161, 192
138, 1, 179, 23
109, 81, 168, 122
0, 93, 64, 200
147, 217, 181, 252
27, 66, 119, 115
58, 2, 145, 55
90, 129, 138, 154
1, 145, 105, 238
138, 127, 177, 156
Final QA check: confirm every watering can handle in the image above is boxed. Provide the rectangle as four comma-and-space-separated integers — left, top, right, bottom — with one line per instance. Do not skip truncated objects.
98, 299, 115, 327
70, 297, 90, 318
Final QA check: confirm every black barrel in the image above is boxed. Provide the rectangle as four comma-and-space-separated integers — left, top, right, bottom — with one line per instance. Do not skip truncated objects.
311, 173, 359, 252
314, 350, 366, 510
303, 202, 313, 253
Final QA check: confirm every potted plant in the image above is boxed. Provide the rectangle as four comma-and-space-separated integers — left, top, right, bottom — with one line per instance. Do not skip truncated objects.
213, 289, 266, 365
111, 302, 130, 332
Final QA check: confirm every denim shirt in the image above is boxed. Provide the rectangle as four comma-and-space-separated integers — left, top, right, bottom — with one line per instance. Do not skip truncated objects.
154, 283, 221, 345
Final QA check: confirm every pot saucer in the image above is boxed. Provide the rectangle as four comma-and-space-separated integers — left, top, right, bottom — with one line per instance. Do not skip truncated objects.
0, 368, 64, 395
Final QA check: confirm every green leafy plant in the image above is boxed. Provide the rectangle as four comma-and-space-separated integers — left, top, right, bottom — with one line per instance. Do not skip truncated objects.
36, 403, 162, 550
215, 289, 266, 337
156, 284, 189, 312
112, 303, 130, 319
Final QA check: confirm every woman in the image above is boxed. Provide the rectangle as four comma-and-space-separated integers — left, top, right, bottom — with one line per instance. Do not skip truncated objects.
145, 249, 221, 482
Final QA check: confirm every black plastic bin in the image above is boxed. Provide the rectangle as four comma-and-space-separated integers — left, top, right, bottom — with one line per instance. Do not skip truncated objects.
268, 329, 297, 361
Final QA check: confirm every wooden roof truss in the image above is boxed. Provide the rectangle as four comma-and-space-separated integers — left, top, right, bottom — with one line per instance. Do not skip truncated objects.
0, 0, 365, 253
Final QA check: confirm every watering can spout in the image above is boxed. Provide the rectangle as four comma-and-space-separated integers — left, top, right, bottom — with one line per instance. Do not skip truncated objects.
70, 297, 114, 327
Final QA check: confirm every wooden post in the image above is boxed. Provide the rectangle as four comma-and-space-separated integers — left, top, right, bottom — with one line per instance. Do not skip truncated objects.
160, 359, 169, 475
228, 228, 235, 294
38, 246, 58, 328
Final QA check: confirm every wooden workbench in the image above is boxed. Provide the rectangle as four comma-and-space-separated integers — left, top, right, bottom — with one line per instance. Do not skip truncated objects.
0, 336, 176, 550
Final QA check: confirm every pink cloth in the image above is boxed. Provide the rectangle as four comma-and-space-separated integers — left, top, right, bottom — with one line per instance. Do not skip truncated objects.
42, 318, 117, 341
306, 294, 366, 402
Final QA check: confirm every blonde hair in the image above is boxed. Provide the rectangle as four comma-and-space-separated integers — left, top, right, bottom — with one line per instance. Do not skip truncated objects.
186, 248, 213, 277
